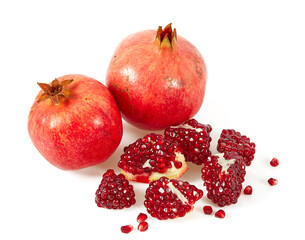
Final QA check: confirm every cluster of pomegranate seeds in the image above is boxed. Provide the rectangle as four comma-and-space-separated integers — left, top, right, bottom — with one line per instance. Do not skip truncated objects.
118, 133, 183, 178
270, 157, 279, 167
144, 177, 203, 220
217, 129, 256, 166
164, 119, 212, 165
201, 152, 246, 207
203, 205, 213, 215
95, 169, 136, 209
268, 178, 278, 186
121, 225, 133, 234
243, 185, 253, 195
215, 209, 226, 218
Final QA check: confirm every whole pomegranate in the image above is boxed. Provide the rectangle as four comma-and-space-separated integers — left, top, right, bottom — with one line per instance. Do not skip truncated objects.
106, 23, 207, 130
28, 74, 123, 170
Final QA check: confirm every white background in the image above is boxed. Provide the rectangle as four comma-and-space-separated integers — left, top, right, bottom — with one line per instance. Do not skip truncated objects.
0, 0, 304, 239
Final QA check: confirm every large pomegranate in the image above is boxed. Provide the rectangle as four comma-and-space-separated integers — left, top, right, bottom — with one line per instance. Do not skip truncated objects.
106, 23, 207, 130
28, 74, 123, 170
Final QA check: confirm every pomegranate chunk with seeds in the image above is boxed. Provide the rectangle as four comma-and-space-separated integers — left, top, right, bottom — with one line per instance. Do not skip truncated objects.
95, 169, 136, 209
118, 133, 188, 183
144, 177, 203, 220
164, 119, 212, 165
201, 152, 246, 207
217, 129, 256, 166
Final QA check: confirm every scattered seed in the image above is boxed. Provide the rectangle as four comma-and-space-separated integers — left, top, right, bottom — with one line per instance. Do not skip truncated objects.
244, 185, 253, 195
268, 178, 278, 186
121, 224, 133, 234
215, 209, 226, 218
137, 213, 148, 223
203, 205, 213, 215
138, 222, 149, 232
270, 158, 279, 167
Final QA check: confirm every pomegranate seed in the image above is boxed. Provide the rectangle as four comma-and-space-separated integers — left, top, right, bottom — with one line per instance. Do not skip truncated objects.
215, 209, 225, 218
268, 178, 278, 186
138, 222, 149, 232
137, 213, 148, 223
203, 205, 213, 215
244, 185, 253, 195
121, 224, 133, 234
270, 158, 279, 167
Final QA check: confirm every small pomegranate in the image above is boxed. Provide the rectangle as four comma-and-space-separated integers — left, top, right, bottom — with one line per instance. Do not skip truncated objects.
28, 74, 123, 170
106, 23, 207, 130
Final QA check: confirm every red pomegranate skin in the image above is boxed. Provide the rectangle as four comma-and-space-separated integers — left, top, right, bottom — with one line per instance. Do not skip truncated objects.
28, 74, 123, 170
106, 29, 207, 130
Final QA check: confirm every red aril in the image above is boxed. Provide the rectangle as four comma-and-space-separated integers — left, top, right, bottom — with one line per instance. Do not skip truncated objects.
106, 23, 207, 130
121, 225, 133, 234
28, 74, 123, 170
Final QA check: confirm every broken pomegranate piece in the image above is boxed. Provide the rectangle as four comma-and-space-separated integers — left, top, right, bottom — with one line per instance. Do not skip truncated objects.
164, 119, 212, 165
118, 133, 188, 183
201, 152, 246, 207
217, 129, 256, 166
144, 177, 203, 220
95, 169, 136, 209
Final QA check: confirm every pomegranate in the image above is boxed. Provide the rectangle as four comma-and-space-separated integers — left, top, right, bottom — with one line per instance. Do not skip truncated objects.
106, 23, 207, 130
28, 74, 123, 170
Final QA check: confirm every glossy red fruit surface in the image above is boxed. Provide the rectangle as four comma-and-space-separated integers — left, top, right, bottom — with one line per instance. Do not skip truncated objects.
28, 74, 123, 170
106, 23, 207, 130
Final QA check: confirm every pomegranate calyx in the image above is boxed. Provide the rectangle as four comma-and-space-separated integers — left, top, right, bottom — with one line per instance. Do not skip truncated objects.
37, 78, 73, 104
155, 23, 177, 49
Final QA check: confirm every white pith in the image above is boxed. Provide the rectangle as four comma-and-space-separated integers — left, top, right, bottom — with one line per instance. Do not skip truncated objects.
166, 181, 188, 204
215, 153, 236, 174
148, 152, 187, 181
171, 124, 203, 132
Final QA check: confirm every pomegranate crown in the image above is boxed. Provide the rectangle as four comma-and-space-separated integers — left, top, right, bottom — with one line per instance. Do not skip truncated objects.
155, 23, 177, 48
37, 78, 73, 104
